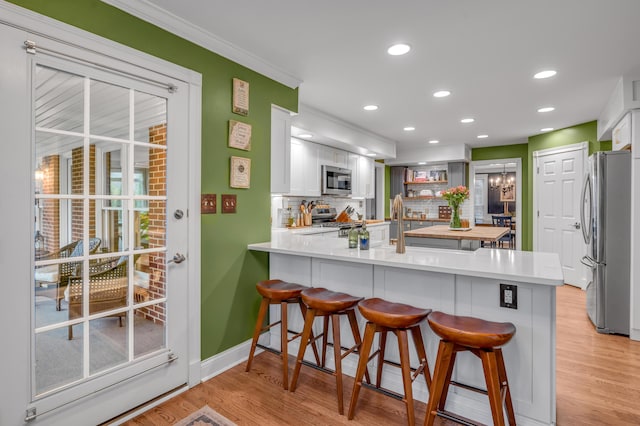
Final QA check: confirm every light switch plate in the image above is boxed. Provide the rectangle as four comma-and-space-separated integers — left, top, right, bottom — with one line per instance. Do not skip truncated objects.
201, 194, 216, 214
221, 194, 237, 214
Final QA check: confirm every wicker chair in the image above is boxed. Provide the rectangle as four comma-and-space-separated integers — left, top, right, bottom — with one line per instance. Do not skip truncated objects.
67, 254, 140, 340
35, 238, 101, 310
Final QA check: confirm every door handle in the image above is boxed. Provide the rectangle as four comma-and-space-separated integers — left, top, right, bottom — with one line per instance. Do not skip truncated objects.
572, 222, 581, 229
167, 253, 186, 264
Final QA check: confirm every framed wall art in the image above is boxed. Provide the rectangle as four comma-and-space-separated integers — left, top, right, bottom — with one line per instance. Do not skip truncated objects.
228, 120, 252, 151
232, 78, 249, 116
230, 156, 251, 188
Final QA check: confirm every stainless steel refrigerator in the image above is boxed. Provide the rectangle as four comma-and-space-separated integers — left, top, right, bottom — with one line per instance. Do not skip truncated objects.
580, 151, 631, 335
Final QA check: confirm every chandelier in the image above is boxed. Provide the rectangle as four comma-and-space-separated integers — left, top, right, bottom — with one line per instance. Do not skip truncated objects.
489, 165, 514, 196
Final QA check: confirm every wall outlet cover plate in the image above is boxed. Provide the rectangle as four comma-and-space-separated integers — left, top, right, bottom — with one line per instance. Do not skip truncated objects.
221, 194, 237, 214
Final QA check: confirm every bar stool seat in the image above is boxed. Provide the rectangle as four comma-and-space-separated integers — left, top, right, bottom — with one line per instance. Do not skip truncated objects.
349, 298, 432, 426
290, 287, 370, 415
246, 279, 320, 390
425, 311, 516, 426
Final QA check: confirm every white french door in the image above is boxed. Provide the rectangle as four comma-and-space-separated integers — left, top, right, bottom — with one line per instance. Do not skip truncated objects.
534, 143, 589, 288
0, 10, 199, 425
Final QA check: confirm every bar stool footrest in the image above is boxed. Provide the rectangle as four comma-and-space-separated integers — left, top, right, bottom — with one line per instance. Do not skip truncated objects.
436, 409, 485, 426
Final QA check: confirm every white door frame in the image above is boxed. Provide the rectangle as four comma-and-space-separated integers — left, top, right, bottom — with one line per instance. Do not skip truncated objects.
375, 162, 385, 220
469, 157, 522, 250
532, 141, 588, 252
0, 2, 202, 424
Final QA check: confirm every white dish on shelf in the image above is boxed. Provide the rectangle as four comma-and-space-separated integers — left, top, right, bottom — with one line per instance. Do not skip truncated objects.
448, 227, 472, 231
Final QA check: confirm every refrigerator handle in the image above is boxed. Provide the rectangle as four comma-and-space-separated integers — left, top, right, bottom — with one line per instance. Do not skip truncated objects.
580, 255, 597, 269
580, 174, 591, 244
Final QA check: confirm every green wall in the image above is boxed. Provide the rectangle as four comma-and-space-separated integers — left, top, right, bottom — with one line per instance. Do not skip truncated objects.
9, 0, 299, 358
472, 120, 611, 251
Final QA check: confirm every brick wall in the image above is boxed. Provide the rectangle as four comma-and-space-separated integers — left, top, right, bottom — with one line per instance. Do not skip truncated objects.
70, 145, 96, 241
140, 124, 167, 324
41, 155, 60, 251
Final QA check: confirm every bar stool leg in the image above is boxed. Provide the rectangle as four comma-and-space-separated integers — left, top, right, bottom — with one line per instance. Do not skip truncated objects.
330, 314, 345, 414
376, 330, 388, 388
409, 325, 432, 389
480, 349, 506, 426
246, 297, 270, 373
438, 347, 457, 411
425, 340, 455, 426
280, 300, 290, 390
346, 309, 371, 384
396, 329, 416, 426
321, 315, 330, 367
496, 349, 516, 425
298, 300, 321, 366
347, 322, 376, 420
290, 308, 317, 392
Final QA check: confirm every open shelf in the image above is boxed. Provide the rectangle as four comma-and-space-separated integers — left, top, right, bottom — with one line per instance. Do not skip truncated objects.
404, 180, 448, 185
404, 196, 443, 200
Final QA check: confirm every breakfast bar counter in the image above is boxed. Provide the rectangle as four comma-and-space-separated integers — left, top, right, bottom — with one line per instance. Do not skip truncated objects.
248, 233, 563, 425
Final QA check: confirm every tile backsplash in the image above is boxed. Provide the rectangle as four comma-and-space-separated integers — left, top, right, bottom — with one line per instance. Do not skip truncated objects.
272, 195, 366, 227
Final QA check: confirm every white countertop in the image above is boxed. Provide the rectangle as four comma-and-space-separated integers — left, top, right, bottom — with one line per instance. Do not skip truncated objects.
273, 221, 389, 236
250, 231, 564, 286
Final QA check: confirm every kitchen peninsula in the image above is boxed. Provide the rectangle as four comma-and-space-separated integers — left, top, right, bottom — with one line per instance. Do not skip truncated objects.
248, 233, 563, 425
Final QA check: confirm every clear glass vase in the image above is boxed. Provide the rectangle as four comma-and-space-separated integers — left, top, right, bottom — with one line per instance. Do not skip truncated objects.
450, 203, 461, 228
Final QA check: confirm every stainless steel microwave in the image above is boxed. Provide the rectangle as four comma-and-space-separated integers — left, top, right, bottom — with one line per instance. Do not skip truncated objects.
321, 165, 352, 196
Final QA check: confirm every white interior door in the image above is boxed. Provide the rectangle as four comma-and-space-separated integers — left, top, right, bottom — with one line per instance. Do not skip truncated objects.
534, 143, 588, 287
0, 16, 197, 425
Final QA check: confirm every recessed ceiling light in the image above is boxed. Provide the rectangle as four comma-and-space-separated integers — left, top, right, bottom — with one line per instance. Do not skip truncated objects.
404, 126, 415, 131
363, 105, 378, 111
387, 43, 411, 56
428, 140, 439, 144
541, 127, 554, 132
534, 70, 557, 79
460, 118, 475, 123
433, 90, 451, 98
537, 106, 555, 113
477, 134, 489, 139
418, 162, 427, 165
298, 133, 313, 138
366, 153, 377, 157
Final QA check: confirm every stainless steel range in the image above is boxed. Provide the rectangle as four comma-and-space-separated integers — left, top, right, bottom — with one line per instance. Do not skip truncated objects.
310, 206, 361, 237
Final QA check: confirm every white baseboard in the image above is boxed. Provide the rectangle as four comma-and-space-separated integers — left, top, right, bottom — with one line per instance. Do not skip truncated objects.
631, 328, 640, 341
200, 333, 269, 382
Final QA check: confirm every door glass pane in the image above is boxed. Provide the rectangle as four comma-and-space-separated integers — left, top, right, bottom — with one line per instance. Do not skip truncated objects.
33, 64, 169, 397
35, 324, 84, 395
134, 90, 167, 144
135, 302, 166, 358
90, 80, 129, 139
90, 314, 128, 375
35, 65, 84, 133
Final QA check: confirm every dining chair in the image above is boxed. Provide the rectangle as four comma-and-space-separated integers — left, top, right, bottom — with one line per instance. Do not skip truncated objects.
491, 216, 513, 249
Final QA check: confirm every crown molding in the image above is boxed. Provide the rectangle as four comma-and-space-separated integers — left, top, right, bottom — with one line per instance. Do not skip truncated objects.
101, 0, 302, 89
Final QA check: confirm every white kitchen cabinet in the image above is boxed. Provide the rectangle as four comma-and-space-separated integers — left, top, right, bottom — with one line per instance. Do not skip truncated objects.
270, 105, 292, 193
321, 145, 349, 168
288, 138, 320, 196
349, 153, 375, 198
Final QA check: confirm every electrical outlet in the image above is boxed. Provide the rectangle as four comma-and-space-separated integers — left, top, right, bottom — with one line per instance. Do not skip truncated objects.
221, 194, 237, 214
500, 284, 517, 309
201, 194, 216, 214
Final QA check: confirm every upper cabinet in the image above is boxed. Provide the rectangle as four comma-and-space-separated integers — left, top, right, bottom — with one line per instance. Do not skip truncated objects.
288, 138, 321, 197
321, 145, 349, 168
349, 153, 375, 198
271, 106, 292, 193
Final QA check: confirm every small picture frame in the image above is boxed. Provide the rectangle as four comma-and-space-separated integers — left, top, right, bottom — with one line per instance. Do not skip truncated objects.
230, 156, 251, 188
500, 184, 516, 202
228, 120, 252, 151
232, 78, 249, 116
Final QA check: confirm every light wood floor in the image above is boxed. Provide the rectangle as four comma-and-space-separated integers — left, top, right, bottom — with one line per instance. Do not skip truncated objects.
123, 285, 640, 425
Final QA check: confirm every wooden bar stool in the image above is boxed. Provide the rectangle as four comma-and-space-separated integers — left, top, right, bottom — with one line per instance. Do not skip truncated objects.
425, 311, 516, 426
246, 279, 320, 390
289, 287, 371, 415
348, 298, 432, 426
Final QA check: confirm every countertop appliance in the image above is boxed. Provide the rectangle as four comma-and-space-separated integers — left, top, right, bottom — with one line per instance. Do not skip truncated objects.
580, 150, 631, 335
322, 165, 352, 196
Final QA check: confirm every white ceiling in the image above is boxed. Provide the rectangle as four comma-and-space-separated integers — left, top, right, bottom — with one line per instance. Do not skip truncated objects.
128, 0, 640, 154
